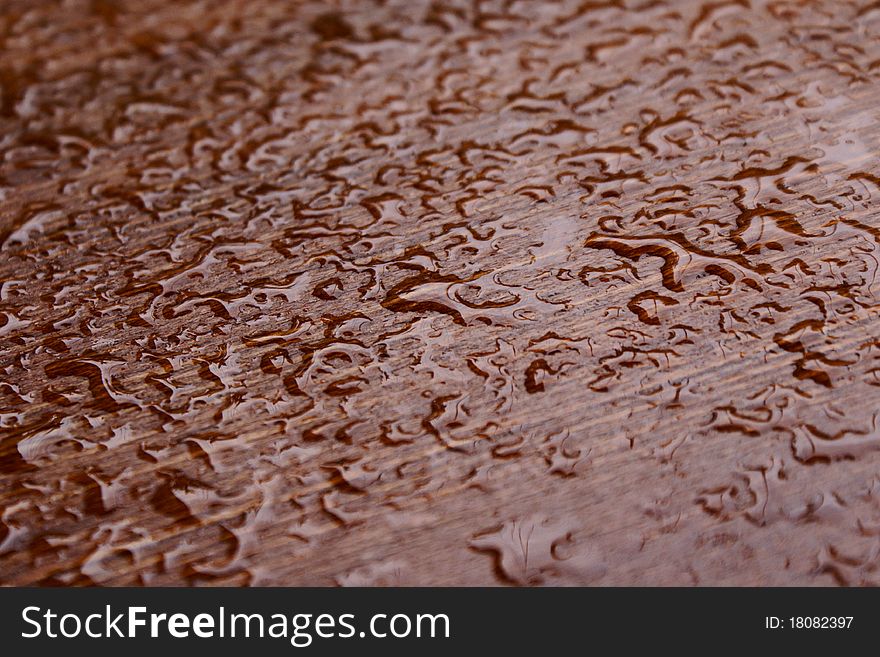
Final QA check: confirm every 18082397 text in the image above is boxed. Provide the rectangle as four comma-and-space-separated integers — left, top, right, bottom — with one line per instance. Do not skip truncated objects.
765, 617, 854, 629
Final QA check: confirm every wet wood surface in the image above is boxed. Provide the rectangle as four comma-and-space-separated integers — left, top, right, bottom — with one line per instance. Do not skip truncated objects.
2, 0, 880, 586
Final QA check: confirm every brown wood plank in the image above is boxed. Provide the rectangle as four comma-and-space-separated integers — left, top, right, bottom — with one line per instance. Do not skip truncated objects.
2, 0, 880, 586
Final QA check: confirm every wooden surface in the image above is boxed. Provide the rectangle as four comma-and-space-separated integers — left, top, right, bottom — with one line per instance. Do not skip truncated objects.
2, 0, 880, 586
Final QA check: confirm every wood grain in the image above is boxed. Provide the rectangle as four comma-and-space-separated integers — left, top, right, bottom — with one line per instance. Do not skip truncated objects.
2, 0, 880, 586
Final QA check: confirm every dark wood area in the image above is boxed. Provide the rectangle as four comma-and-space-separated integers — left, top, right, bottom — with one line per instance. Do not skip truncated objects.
2, 0, 880, 585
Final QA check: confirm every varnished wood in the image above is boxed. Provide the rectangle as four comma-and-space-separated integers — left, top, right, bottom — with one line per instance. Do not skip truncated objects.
2, 0, 880, 586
